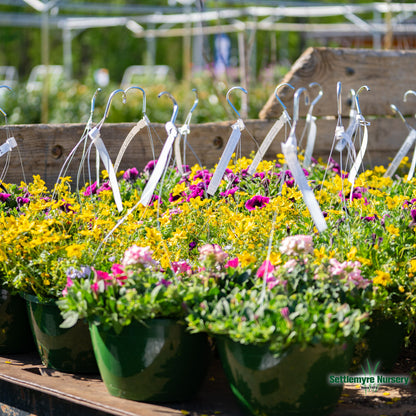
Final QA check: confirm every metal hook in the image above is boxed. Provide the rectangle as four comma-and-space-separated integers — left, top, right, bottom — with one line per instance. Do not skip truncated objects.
274, 83, 294, 112
0, 86, 13, 118
102, 88, 126, 121
188, 88, 199, 114
404, 90, 416, 102
226, 86, 248, 119
308, 82, 323, 114
125, 86, 146, 116
390, 104, 413, 132
354, 85, 370, 115
292, 87, 309, 124
158, 91, 178, 124
337, 82, 342, 116
89, 88, 101, 119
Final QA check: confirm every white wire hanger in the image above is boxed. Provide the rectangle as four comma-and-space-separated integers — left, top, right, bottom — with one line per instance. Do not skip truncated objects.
247, 83, 294, 175
281, 87, 327, 233
174, 88, 199, 176
301, 82, 323, 168
88, 89, 127, 212
207, 86, 247, 196
139, 91, 179, 206
384, 90, 416, 181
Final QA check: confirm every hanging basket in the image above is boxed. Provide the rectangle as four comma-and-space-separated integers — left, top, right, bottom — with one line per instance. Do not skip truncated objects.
22, 292, 98, 374
215, 336, 354, 416
0, 289, 35, 354
89, 318, 211, 402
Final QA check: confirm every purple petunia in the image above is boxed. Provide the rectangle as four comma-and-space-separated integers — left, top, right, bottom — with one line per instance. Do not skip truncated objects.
123, 167, 139, 182
0, 193, 11, 202
245, 195, 270, 211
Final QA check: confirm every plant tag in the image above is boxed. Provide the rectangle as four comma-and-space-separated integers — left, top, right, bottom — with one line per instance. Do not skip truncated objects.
282, 134, 327, 233
348, 116, 369, 187
140, 121, 178, 206
0, 137, 17, 158
248, 111, 289, 175
384, 129, 416, 178
88, 126, 123, 212
114, 117, 148, 174
303, 113, 317, 168
207, 119, 244, 196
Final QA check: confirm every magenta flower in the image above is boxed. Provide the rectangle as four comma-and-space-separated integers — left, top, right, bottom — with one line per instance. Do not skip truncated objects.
16, 196, 30, 206
256, 260, 274, 279
111, 263, 127, 284
98, 182, 111, 194
245, 195, 270, 211
123, 167, 139, 181
172, 261, 192, 274
225, 257, 239, 268
83, 182, 98, 196
157, 278, 172, 287
220, 187, 238, 198
0, 193, 11, 202
62, 276, 74, 296
144, 159, 157, 173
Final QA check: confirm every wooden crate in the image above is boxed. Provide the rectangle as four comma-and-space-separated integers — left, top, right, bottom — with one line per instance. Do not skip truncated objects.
1, 47, 416, 189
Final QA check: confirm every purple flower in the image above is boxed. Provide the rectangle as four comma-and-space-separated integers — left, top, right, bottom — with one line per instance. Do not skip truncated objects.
254, 172, 265, 180
157, 278, 172, 287
411, 209, 416, 223
285, 178, 295, 188
144, 160, 157, 173
189, 241, 197, 251
149, 194, 162, 206
16, 196, 30, 206
245, 195, 270, 211
219, 187, 238, 198
0, 193, 11, 202
169, 192, 183, 203
98, 182, 111, 194
123, 167, 139, 181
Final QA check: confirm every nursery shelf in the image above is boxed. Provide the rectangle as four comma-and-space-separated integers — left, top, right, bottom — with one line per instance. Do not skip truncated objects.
0, 351, 415, 416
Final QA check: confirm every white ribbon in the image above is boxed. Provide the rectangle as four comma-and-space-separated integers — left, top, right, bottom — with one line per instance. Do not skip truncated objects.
282, 134, 327, 233
303, 113, 317, 168
348, 116, 369, 187
140, 121, 178, 206
207, 119, 244, 196
114, 116, 149, 174
0, 137, 17, 158
88, 126, 123, 212
248, 111, 290, 175
384, 129, 416, 179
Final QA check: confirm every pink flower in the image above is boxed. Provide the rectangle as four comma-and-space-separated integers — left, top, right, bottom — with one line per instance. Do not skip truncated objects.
111, 263, 127, 284
83, 182, 98, 196
279, 235, 313, 256
91, 282, 100, 293
172, 261, 192, 274
198, 244, 228, 264
122, 245, 154, 266
256, 260, 274, 279
283, 259, 298, 273
225, 257, 239, 268
62, 277, 74, 296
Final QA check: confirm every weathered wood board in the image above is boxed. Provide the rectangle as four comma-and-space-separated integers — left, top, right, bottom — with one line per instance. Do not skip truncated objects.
259, 47, 416, 119
0, 117, 412, 189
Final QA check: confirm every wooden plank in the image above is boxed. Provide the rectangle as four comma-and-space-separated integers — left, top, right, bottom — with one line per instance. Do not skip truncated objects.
259, 47, 416, 119
0, 118, 413, 189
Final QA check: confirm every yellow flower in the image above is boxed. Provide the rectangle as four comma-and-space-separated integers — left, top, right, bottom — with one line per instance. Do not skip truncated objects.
238, 251, 256, 267
65, 244, 85, 258
409, 259, 416, 274
373, 270, 392, 286
347, 246, 357, 261
399, 286, 405, 293
386, 224, 400, 237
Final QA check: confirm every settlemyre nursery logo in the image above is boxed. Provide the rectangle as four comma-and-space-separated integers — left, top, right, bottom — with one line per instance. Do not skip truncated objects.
328, 360, 410, 393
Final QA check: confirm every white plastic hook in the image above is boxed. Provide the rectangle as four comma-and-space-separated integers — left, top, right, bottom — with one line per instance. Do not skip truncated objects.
354, 85, 370, 116
226, 86, 248, 119
292, 87, 309, 125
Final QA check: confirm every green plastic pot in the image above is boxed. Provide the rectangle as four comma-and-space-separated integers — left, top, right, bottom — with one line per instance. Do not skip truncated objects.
22, 293, 98, 374
0, 289, 35, 354
355, 316, 405, 372
216, 337, 354, 416
89, 319, 211, 402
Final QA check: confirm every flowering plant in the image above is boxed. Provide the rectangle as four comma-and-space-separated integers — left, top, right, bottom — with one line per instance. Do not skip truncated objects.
186, 235, 373, 357
57, 245, 199, 334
